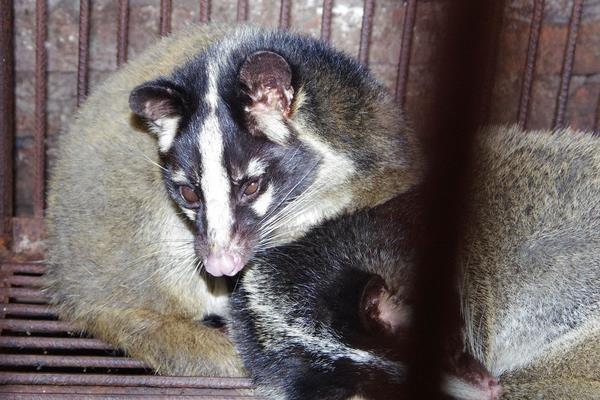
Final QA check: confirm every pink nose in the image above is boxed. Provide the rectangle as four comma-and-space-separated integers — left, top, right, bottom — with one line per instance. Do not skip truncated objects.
204, 252, 244, 277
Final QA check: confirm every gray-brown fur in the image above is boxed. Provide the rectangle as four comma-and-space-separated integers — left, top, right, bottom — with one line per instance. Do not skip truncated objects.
45, 24, 419, 376
46, 25, 242, 376
230, 124, 600, 398
460, 125, 600, 399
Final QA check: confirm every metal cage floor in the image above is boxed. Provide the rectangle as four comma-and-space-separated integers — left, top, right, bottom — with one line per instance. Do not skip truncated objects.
0, 261, 258, 399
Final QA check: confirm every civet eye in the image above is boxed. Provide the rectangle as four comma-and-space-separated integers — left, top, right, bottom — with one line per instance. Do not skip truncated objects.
243, 179, 260, 197
179, 185, 200, 206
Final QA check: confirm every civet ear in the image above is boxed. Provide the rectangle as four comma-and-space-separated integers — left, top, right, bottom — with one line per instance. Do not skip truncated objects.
239, 51, 295, 146
359, 275, 411, 337
129, 79, 187, 153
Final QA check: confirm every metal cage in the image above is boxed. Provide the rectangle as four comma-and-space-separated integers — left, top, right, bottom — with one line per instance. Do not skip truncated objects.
1, 0, 599, 398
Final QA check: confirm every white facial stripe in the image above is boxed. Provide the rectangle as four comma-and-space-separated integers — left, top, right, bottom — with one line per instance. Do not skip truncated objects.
246, 158, 267, 178
150, 116, 180, 153
251, 184, 274, 217
171, 169, 189, 185
181, 208, 196, 221
199, 61, 233, 249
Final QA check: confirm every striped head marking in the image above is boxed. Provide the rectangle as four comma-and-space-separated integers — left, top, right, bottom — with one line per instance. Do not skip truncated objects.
130, 49, 320, 277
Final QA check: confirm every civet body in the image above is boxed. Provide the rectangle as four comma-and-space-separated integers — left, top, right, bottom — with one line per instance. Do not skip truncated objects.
231, 125, 600, 400
45, 25, 419, 376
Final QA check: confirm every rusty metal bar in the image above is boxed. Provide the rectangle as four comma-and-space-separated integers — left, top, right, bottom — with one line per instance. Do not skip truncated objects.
406, 1, 503, 398
596, 94, 600, 133
479, 0, 506, 124
517, 0, 545, 128
0, 319, 77, 333
0, 393, 258, 400
358, 0, 375, 66
0, 373, 255, 389
0, 287, 48, 300
395, 0, 417, 106
199, 0, 211, 23
0, 336, 112, 350
116, 0, 129, 66
159, 0, 172, 36
279, 0, 291, 29
320, 0, 334, 42
0, 385, 254, 397
1, 303, 57, 317
236, 0, 248, 22
77, 0, 91, 106
553, 0, 584, 129
0, 262, 47, 274
0, 0, 14, 246
0, 355, 147, 369
4, 274, 46, 286
34, 0, 48, 218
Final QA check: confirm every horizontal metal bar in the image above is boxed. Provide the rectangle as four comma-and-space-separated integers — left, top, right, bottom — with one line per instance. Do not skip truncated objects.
0, 393, 259, 400
0, 262, 47, 274
0, 354, 147, 369
0, 373, 254, 389
0, 319, 79, 333
0, 287, 48, 300
5, 274, 46, 287
0, 385, 254, 396
0, 336, 112, 350
0, 303, 57, 317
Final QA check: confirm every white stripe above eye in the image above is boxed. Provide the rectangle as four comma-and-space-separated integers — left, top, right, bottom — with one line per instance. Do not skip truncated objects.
171, 169, 189, 185
199, 61, 233, 249
251, 184, 274, 217
246, 157, 267, 178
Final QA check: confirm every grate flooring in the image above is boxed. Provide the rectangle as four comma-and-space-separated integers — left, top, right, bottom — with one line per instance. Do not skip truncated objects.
0, 262, 258, 399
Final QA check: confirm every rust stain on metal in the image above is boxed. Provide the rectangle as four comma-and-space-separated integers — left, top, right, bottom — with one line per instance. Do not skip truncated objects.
395, 0, 417, 106
0, 373, 254, 389
34, 0, 48, 219
518, 0, 545, 128
320, 0, 334, 43
279, 0, 291, 29
1, 303, 57, 317
0, 0, 14, 246
159, 0, 172, 36
236, 0, 248, 22
553, 0, 584, 129
77, 0, 91, 106
116, 0, 130, 66
199, 0, 211, 23
1, 354, 148, 369
0, 318, 76, 333
358, 0, 375, 66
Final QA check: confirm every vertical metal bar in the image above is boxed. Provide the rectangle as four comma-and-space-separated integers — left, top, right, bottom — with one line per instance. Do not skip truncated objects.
320, 0, 334, 43
517, 0, 545, 128
236, 0, 248, 22
479, 0, 505, 124
395, 0, 417, 106
279, 0, 291, 29
77, 0, 91, 107
116, 0, 129, 66
595, 94, 600, 133
159, 0, 172, 37
358, 0, 375, 66
553, 0, 584, 129
33, 0, 48, 219
406, 1, 504, 398
0, 0, 15, 245
199, 0, 211, 23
